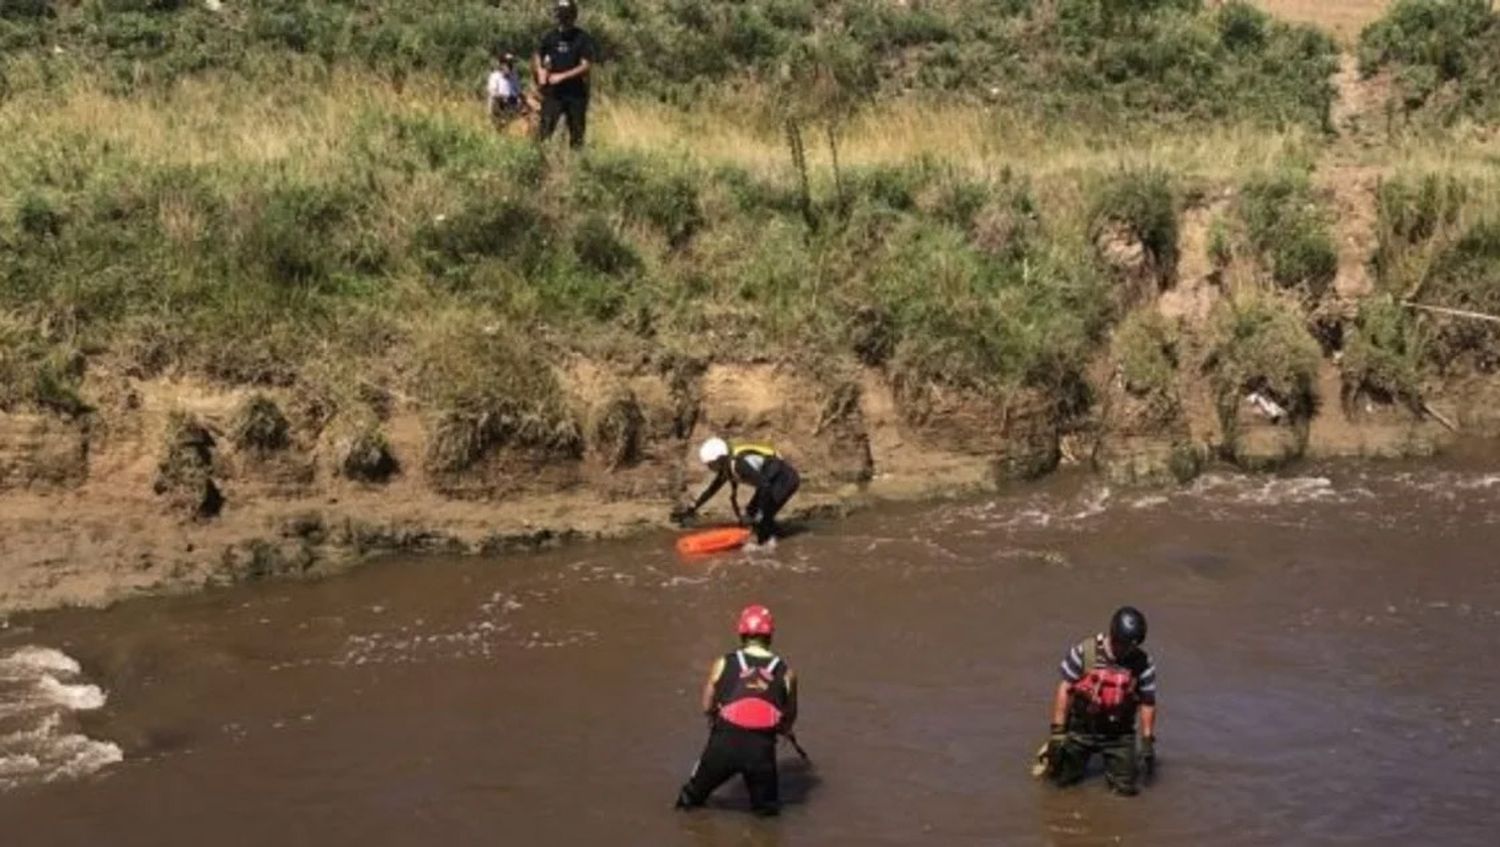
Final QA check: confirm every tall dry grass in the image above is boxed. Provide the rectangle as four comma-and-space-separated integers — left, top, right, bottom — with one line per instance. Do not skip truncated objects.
1255, 0, 1392, 42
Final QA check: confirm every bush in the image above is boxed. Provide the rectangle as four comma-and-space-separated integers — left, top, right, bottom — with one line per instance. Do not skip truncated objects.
1421, 219, 1500, 371
1089, 168, 1180, 281
1218, 2, 1269, 52
1239, 171, 1337, 296
572, 214, 641, 278
417, 191, 554, 281
575, 151, 703, 247
1342, 296, 1424, 406
1358, 0, 1500, 119
412, 312, 580, 473
230, 393, 291, 452
1207, 290, 1321, 424
1113, 309, 1179, 400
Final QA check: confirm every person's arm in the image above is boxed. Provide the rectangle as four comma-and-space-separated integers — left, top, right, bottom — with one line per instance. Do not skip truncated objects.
700, 657, 726, 716
1139, 703, 1157, 738
532, 50, 548, 89
691, 470, 728, 513
779, 669, 798, 733
548, 33, 595, 84
1137, 658, 1157, 738
1050, 680, 1071, 728
728, 479, 742, 523
548, 57, 591, 84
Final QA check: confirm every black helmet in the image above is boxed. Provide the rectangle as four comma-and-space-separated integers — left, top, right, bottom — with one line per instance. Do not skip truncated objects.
1108, 606, 1147, 651
554, 0, 578, 25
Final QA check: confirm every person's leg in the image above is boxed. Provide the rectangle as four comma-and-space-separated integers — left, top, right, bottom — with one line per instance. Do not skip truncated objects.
537, 95, 564, 143
564, 96, 588, 149
742, 736, 781, 816
1101, 734, 1140, 796
755, 467, 800, 543
1047, 735, 1093, 788
676, 731, 739, 809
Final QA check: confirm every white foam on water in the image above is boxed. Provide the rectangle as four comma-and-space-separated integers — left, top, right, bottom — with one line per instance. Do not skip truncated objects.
0, 646, 123, 791
0, 646, 81, 678
37, 676, 108, 711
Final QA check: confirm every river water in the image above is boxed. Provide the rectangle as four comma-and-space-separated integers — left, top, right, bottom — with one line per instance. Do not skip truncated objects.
3, 454, 1500, 846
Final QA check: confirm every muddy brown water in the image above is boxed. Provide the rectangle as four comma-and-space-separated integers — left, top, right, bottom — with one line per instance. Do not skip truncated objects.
4, 455, 1500, 846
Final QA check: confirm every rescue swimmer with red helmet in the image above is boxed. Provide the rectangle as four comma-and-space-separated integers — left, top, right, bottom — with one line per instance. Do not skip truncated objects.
1041, 606, 1158, 795
675, 604, 798, 816
671, 438, 802, 548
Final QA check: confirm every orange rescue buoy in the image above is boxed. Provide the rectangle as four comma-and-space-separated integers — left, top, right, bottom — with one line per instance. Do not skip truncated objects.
675, 527, 752, 556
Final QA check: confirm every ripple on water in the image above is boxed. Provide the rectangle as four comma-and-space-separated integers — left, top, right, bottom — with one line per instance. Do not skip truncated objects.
0, 646, 122, 791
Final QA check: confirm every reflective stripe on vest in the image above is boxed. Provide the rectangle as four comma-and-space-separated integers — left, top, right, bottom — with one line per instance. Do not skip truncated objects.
717, 649, 785, 731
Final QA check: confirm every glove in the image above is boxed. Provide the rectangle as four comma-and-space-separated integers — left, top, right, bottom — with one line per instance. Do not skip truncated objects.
670, 504, 697, 525
1139, 734, 1156, 777
1044, 724, 1068, 768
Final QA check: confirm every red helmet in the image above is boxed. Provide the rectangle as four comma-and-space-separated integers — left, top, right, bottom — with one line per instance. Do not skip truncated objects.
737, 604, 774, 637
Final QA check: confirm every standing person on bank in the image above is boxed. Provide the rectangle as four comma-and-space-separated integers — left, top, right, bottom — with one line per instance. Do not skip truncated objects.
1042, 606, 1158, 795
533, 0, 595, 149
676, 605, 798, 817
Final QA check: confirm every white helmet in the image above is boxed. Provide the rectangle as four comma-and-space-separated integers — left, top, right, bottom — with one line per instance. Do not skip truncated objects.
698, 437, 729, 465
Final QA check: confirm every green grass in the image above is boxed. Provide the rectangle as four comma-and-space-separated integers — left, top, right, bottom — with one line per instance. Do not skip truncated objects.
1238, 168, 1338, 297
0, 1, 1339, 130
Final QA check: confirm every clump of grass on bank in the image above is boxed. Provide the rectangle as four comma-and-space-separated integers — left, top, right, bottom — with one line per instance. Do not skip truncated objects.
410, 312, 581, 474
1089, 167, 1180, 286
1358, 0, 1500, 121
1114, 309, 1180, 398
1374, 171, 1500, 374
1341, 295, 1426, 408
1237, 169, 1338, 298
1207, 288, 1322, 426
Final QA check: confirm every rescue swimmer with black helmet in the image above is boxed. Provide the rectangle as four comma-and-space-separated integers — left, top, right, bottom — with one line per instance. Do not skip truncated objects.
1041, 605, 1158, 795
672, 438, 802, 547
676, 604, 798, 816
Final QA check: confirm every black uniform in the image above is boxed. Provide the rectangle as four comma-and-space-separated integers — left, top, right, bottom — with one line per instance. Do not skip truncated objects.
535, 25, 596, 148
691, 445, 801, 544
677, 650, 795, 816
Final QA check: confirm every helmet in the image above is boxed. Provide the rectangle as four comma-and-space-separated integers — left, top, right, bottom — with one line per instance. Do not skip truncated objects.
554, 0, 578, 24
698, 437, 729, 465
737, 604, 774, 638
1109, 606, 1147, 651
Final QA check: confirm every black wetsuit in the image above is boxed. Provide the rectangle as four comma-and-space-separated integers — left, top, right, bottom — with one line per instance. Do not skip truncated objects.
691, 448, 801, 543
677, 650, 795, 816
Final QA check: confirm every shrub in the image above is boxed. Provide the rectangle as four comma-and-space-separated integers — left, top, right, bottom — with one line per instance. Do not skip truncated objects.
1239, 171, 1337, 296
1358, 0, 1500, 119
1113, 309, 1179, 400
575, 151, 703, 247
1421, 219, 1500, 371
1089, 168, 1180, 281
1207, 289, 1321, 424
1342, 296, 1425, 406
572, 214, 641, 278
412, 312, 580, 473
230, 393, 291, 452
416, 191, 553, 280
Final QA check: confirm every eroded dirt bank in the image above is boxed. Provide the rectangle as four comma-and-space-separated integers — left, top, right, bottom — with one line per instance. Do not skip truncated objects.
3, 345, 1498, 615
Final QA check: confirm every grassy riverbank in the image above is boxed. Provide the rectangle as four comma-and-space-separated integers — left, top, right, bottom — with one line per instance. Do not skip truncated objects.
0, 1, 1499, 610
